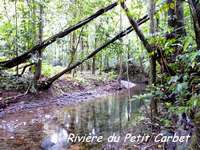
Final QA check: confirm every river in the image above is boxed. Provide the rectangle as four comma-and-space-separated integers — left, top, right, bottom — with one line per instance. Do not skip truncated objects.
0, 83, 146, 150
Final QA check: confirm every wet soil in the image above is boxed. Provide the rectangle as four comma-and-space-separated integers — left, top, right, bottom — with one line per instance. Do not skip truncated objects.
0, 79, 127, 114
0, 71, 128, 110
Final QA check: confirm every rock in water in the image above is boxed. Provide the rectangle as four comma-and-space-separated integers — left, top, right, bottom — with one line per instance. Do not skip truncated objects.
41, 127, 68, 150
41, 137, 55, 150
120, 80, 136, 89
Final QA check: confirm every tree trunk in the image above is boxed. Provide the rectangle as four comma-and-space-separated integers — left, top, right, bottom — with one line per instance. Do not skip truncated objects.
104, 56, 109, 70
68, 32, 76, 70
92, 28, 96, 75
191, 113, 200, 149
167, 0, 176, 28
99, 54, 102, 75
34, 3, 44, 81
80, 38, 84, 72
167, 0, 186, 37
117, 10, 123, 83
139, 56, 144, 73
15, 0, 19, 76
117, 55, 123, 83
149, 0, 158, 119
149, 0, 157, 84
175, 0, 186, 36
92, 57, 96, 74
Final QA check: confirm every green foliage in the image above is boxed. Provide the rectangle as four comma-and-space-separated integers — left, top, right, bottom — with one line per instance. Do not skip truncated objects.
0, 72, 32, 91
187, 94, 200, 108
177, 51, 200, 71
0, 56, 7, 62
160, 118, 172, 127
132, 92, 153, 104
42, 62, 63, 77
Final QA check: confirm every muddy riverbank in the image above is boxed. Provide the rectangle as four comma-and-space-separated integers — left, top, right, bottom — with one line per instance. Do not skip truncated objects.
0, 79, 138, 114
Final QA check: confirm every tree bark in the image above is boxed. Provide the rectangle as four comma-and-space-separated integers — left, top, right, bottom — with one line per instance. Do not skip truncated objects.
92, 57, 96, 74
0, 1, 118, 69
34, 3, 44, 81
191, 113, 200, 149
104, 56, 109, 70
80, 37, 84, 72
120, 1, 152, 53
175, 0, 186, 36
92, 27, 96, 75
38, 15, 150, 89
167, 0, 176, 28
117, 10, 123, 83
149, 0, 157, 84
15, 0, 19, 76
149, 0, 158, 119
167, 0, 186, 38
68, 32, 76, 69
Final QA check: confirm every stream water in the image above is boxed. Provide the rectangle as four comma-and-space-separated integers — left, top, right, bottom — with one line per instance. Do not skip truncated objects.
0, 84, 146, 150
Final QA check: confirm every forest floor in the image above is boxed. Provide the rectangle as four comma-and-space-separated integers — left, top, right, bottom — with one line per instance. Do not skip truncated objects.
0, 71, 135, 113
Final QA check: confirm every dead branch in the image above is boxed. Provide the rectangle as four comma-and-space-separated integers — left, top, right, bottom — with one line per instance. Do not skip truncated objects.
20, 63, 35, 75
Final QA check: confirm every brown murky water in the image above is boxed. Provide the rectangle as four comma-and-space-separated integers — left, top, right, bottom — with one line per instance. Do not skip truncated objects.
0, 84, 146, 150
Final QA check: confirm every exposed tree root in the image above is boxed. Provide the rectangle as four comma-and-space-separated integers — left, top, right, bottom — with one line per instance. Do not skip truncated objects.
0, 84, 31, 109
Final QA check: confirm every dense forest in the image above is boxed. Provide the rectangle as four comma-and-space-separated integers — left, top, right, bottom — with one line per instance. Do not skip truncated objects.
0, 0, 200, 149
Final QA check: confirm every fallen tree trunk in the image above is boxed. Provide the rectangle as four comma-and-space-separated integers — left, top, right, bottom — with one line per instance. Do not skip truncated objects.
38, 15, 149, 89
0, 1, 118, 69
120, 1, 175, 75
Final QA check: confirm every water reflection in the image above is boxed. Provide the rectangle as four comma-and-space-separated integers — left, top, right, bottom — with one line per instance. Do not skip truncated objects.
0, 84, 146, 149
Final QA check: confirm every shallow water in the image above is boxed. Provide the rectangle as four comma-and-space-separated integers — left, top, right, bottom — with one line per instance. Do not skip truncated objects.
0, 84, 146, 150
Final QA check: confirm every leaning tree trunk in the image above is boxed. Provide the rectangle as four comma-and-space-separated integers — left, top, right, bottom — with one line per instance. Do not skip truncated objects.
38, 15, 150, 89
120, 0, 175, 76
0, 1, 118, 69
